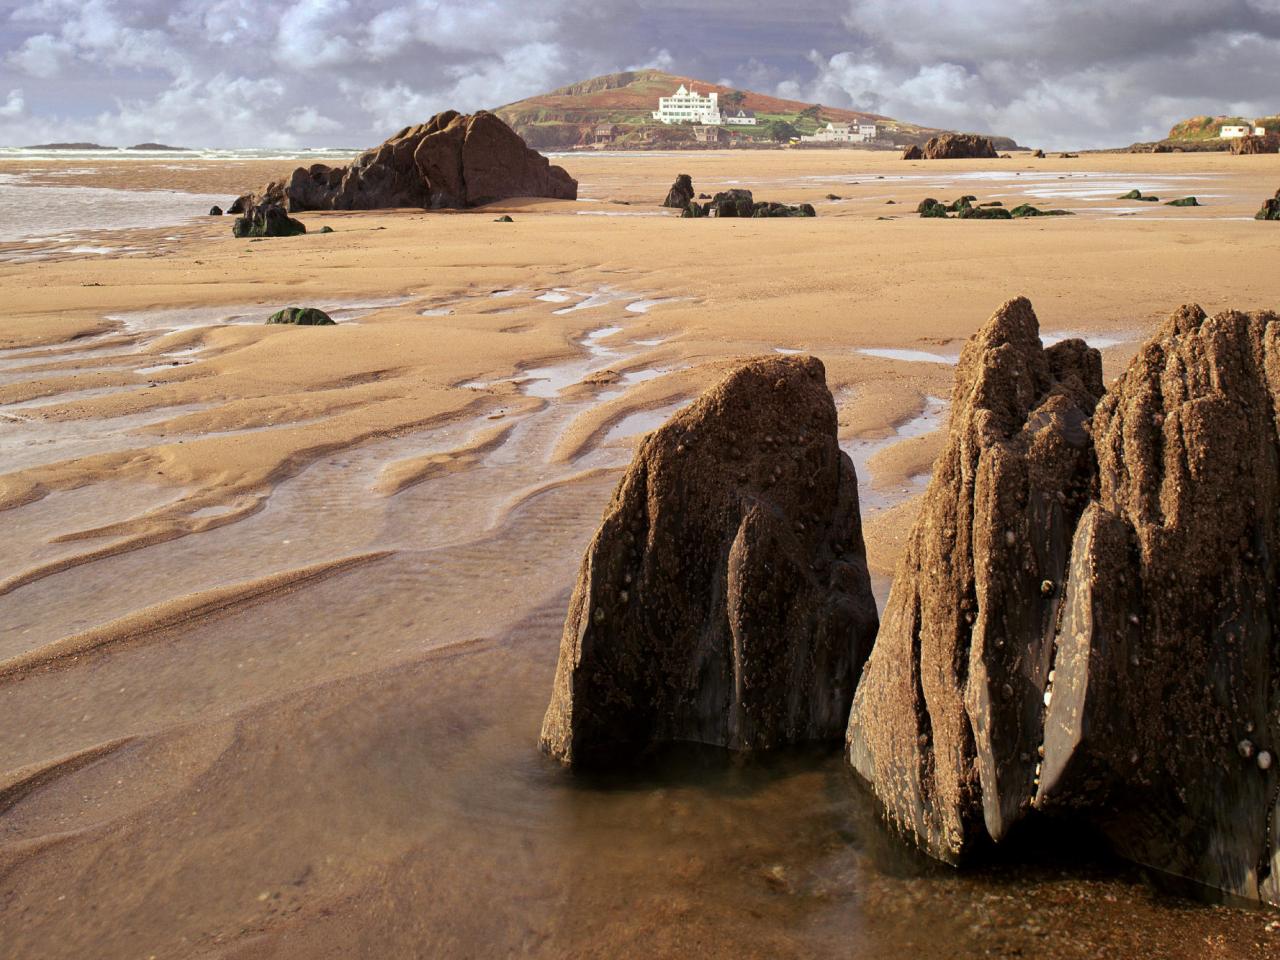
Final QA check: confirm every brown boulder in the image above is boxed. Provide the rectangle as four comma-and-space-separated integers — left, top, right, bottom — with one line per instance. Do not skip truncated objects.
541, 355, 879, 767
663, 173, 695, 208
1032, 149, 1045, 159
1036, 305, 1280, 906
846, 297, 1103, 861
922, 134, 999, 160
902, 144, 923, 160
246, 111, 577, 212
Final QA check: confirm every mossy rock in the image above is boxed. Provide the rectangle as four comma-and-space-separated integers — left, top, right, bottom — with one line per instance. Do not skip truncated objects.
947, 195, 977, 212
494, 215, 514, 222
1118, 189, 1144, 200
1257, 196, 1280, 221
916, 197, 941, 214
1165, 197, 1199, 207
266, 307, 335, 326
958, 205, 1012, 220
319, 225, 335, 233
682, 201, 707, 219
232, 203, 307, 238
1010, 203, 1076, 218
979, 201, 1004, 207
919, 203, 950, 218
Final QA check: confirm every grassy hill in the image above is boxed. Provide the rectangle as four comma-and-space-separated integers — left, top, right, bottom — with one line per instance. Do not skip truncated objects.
494, 70, 1016, 150
1152, 114, 1280, 147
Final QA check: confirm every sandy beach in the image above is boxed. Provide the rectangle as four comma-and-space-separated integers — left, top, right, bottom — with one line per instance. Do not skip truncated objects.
2, 148, 1279, 958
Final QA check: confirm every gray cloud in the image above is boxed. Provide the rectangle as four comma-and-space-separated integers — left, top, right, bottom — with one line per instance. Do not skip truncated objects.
1, 0, 1277, 149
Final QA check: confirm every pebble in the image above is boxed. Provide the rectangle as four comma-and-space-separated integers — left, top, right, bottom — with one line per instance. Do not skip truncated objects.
1259, 750, 1273, 771
1238, 739, 1255, 759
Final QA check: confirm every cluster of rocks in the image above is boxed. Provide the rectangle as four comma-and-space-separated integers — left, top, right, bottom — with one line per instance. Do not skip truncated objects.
1257, 188, 1280, 220
918, 196, 1073, 219
234, 111, 576, 213
902, 134, 999, 161
540, 355, 878, 765
1118, 189, 1201, 207
678, 187, 816, 219
540, 296, 1280, 908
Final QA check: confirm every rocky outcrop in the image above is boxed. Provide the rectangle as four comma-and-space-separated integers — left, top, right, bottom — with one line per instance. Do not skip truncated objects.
848, 299, 1280, 907
1037, 305, 1280, 906
1032, 149, 1045, 158
541, 355, 879, 767
231, 202, 306, 238
921, 134, 999, 160
244, 111, 577, 212
1232, 134, 1280, 155
902, 145, 923, 160
847, 297, 1103, 860
663, 174, 695, 208
1257, 189, 1280, 221
266, 307, 334, 326
208, 205, 223, 216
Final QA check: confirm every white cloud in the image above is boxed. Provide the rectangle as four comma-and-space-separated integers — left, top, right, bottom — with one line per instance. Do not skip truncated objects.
0, 89, 25, 118
286, 105, 342, 135
7, 34, 73, 78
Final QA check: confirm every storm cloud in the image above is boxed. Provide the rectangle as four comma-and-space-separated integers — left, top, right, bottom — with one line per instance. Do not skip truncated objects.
2, 0, 1277, 149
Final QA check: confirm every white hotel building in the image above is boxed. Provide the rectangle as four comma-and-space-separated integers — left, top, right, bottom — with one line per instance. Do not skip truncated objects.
652, 85, 758, 126
800, 121, 879, 144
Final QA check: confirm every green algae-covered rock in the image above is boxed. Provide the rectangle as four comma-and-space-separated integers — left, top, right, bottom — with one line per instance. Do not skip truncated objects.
266, 307, 335, 326
1165, 197, 1200, 207
1258, 190, 1280, 220
493, 215, 514, 222
1009, 204, 1075, 218
682, 201, 707, 218
958, 205, 1013, 220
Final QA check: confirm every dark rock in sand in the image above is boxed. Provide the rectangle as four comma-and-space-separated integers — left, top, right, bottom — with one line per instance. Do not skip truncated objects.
232, 202, 306, 239
209, 205, 223, 216
1009, 204, 1074, 218
921, 134, 998, 160
228, 195, 249, 215
902, 145, 924, 160
541, 355, 879, 767
319, 225, 334, 233
1119, 189, 1159, 202
1256, 189, 1280, 221
266, 307, 334, 326
1165, 196, 1200, 207
243, 111, 577, 212
1035, 304, 1280, 907
847, 297, 1103, 861
494, 215, 514, 222
681, 201, 707, 219
663, 174, 695, 209
1032, 149, 1045, 158
706, 189, 756, 218
957, 205, 1012, 220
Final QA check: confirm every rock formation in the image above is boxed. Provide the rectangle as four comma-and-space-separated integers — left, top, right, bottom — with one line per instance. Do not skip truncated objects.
1257, 188, 1280, 221
208, 205, 223, 216
243, 111, 577, 212
921, 134, 998, 160
266, 307, 334, 326
847, 297, 1104, 860
231, 202, 306, 238
663, 174, 695, 208
902, 145, 924, 160
848, 298, 1280, 907
1232, 134, 1280, 155
541, 355, 879, 767
1032, 149, 1045, 158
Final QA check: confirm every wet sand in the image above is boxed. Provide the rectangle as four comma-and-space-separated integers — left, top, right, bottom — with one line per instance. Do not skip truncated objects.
2, 148, 1279, 958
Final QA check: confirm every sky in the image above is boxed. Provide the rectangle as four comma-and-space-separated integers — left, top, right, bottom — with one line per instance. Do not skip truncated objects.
1, 0, 1278, 151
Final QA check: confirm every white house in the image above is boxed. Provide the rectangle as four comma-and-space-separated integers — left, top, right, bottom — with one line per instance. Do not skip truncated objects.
722, 107, 758, 126
800, 121, 879, 144
1220, 124, 1266, 138
653, 85, 721, 124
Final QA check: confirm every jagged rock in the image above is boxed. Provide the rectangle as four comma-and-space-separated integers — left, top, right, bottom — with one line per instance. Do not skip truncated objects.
1232, 134, 1280, 155
1032, 149, 1045, 158
208, 205, 223, 216
266, 307, 334, 326
1036, 304, 1280, 906
706, 189, 755, 218
750, 201, 816, 218
681, 201, 707, 219
541, 355, 879, 767
663, 173, 695, 208
242, 111, 576, 212
849, 298, 1280, 907
922, 134, 998, 160
232, 202, 306, 239
227, 195, 248, 215
847, 297, 1103, 861
1256, 189, 1280, 221
903, 145, 924, 160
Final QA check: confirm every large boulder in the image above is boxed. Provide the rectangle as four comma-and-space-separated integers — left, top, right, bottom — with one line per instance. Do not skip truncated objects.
902, 145, 924, 160
706, 188, 755, 218
1257, 188, 1280, 221
231, 202, 306, 238
541, 355, 879, 767
848, 298, 1280, 907
847, 297, 1104, 861
922, 134, 999, 160
266, 307, 334, 326
245, 111, 577, 212
663, 174, 695, 208
1035, 304, 1280, 906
